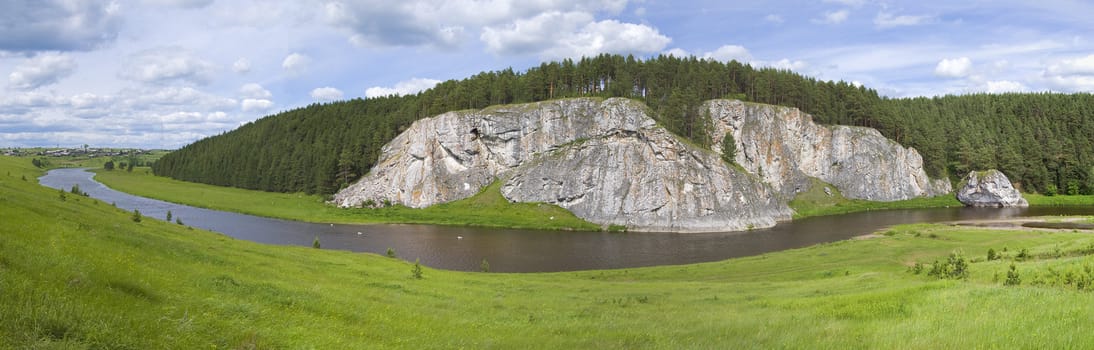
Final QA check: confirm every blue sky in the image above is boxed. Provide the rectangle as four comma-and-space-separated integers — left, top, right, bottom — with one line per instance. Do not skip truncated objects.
2, 0, 1092, 149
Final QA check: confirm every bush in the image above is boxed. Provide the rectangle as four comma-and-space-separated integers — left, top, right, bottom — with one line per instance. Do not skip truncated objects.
166, 210, 172, 221
175, 217, 184, 225
1045, 184, 1058, 196
312, 236, 321, 249
131, 209, 142, 223
412, 258, 423, 279
1005, 264, 1021, 286
1016, 248, 1029, 261
987, 248, 998, 261
927, 252, 969, 279
480, 258, 490, 272
58, 189, 67, 201
386, 247, 396, 258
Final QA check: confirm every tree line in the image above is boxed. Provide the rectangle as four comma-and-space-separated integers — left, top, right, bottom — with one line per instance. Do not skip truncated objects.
152, 54, 1094, 196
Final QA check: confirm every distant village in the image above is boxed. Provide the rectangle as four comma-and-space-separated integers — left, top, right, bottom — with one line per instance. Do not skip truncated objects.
2, 147, 155, 158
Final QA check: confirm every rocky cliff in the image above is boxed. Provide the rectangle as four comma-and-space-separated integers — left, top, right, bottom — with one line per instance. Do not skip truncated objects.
333, 97, 950, 232
333, 98, 791, 232
706, 100, 951, 201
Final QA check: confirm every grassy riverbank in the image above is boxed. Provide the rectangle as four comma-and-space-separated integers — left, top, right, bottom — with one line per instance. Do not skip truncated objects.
7, 155, 1094, 348
789, 177, 962, 219
91, 167, 599, 231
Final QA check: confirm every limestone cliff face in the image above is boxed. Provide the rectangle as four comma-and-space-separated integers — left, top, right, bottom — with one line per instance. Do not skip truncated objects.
705, 100, 951, 201
333, 98, 792, 232
956, 170, 1028, 207
333, 97, 951, 232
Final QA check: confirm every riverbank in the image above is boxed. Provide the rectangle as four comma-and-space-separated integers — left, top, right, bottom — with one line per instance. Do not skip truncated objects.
92, 168, 600, 231
94, 167, 1094, 230
7, 156, 1094, 348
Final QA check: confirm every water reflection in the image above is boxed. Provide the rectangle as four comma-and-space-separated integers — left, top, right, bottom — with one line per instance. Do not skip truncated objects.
40, 168, 1094, 272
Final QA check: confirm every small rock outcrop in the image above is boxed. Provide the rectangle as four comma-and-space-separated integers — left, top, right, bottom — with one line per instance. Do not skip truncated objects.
956, 170, 1028, 207
706, 100, 951, 201
333, 98, 792, 232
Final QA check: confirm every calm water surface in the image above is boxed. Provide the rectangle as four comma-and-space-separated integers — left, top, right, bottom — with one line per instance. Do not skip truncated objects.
40, 168, 1094, 272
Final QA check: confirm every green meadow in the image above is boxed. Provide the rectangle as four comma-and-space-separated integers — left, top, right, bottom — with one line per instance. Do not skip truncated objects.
4, 155, 1094, 348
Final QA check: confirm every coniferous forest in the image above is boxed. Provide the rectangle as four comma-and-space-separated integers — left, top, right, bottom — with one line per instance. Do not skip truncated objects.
152, 54, 1094, 196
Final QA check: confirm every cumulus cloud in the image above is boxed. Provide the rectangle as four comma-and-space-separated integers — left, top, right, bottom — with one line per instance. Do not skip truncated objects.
143, 0, 213, 8
702, 45, 752, 62
282, 52, 309, 73
364, 78, 441, 98
8, 53, 78, 90
874, 11, 934, 28
0, 0, 122, 52
119, 47, 216, 85
232, 58, 251, 74
815, 10, 850, 24
662, 48, 690, 58
481, 11, 670, 59
1042, 54, 1094, 92
238, 83, 272, 99
310, 87, 344, 101
982, 80, 1027, 94
323, 0, 631, 49
934, 57, 972, 78
241, 99, 274, 112
766, 59, 809, 71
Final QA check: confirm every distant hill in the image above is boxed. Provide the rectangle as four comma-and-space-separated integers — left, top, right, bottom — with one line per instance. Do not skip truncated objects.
153, 54, 1094, 196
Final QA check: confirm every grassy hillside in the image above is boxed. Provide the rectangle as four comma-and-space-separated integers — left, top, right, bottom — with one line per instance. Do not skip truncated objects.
5, 155, 1094, 348
93, 167, 600, 231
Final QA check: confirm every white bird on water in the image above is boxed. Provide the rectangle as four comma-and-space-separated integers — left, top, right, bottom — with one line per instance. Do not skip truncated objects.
357, 232, 362, 235
457, 236, 464, 240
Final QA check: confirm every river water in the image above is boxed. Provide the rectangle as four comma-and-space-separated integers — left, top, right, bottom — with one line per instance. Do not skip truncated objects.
39, 168, 1094, 272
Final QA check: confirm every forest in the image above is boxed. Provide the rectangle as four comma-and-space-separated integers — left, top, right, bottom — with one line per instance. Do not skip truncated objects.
152, 54, 1094, 196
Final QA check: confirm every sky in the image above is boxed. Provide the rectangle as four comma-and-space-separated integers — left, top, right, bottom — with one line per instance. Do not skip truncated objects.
1, 0, 1092, 149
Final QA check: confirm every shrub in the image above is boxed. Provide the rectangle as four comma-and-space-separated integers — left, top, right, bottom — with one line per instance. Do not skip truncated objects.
480, 258, 490, 272
166, 210, 172, 222
927, 252, 969, 279
312, 236, 321, 249
1005, 264, 1021, 286
987, 248, 998, 261
720, 133, 737, 164
70, 184, 82, 196
58, 189, 67, 201
1045, 184, 1058, 196
175, 217, 184, 225
1016, 248, 1029, 261
386, 247, 396, 258
412, 258, 423, 279
131, 209, 142, 223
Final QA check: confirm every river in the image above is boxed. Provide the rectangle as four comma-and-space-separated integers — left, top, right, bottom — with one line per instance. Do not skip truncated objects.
39, 168, 1094, 272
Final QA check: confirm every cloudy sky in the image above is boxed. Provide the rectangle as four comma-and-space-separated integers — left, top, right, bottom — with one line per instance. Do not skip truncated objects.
2, 0, 1092, 149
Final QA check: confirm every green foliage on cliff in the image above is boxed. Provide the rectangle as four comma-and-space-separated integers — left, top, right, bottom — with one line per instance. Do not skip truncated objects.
153, 54, 1094, 196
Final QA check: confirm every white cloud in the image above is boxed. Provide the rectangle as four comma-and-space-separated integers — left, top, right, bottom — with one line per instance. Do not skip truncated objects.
232, 58, 251, 74
282, 52, 309, 73
983, 80, 1027, 93
364, 77, 441, 98
1042, 54, 1094, 92
662, 48, 690, 58
934, 57, 972, 78
239, 83, 272, 99
823, 0, 866, 7
481, 11, 670, 59
310, 87, 344, 101
119, 47, 215, 85
8, 53, 78, 90
144, 0, 213, 8
815, 10, 850, 24
69, 93, 113, 109
766, 59, 809, 71
0, 0, 122, 52
634, 7, 646, 17
241, 99, 274, 112
323, 0, 629, 49
874, 11, 934, 28
764, 14, 784, 24
702, 45, 752, 62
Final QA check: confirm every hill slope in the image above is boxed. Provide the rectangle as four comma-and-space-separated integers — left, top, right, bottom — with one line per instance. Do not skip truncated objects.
7, 155, 1094, 348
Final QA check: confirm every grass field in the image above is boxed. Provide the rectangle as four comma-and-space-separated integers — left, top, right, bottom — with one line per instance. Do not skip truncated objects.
789, 177, 962, 219
6, 155, 1094, 348
92, 167, 600, 231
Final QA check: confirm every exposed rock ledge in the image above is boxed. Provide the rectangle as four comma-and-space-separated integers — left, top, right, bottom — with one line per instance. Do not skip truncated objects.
333, 98, 950, 232
706, 100, 951, 201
